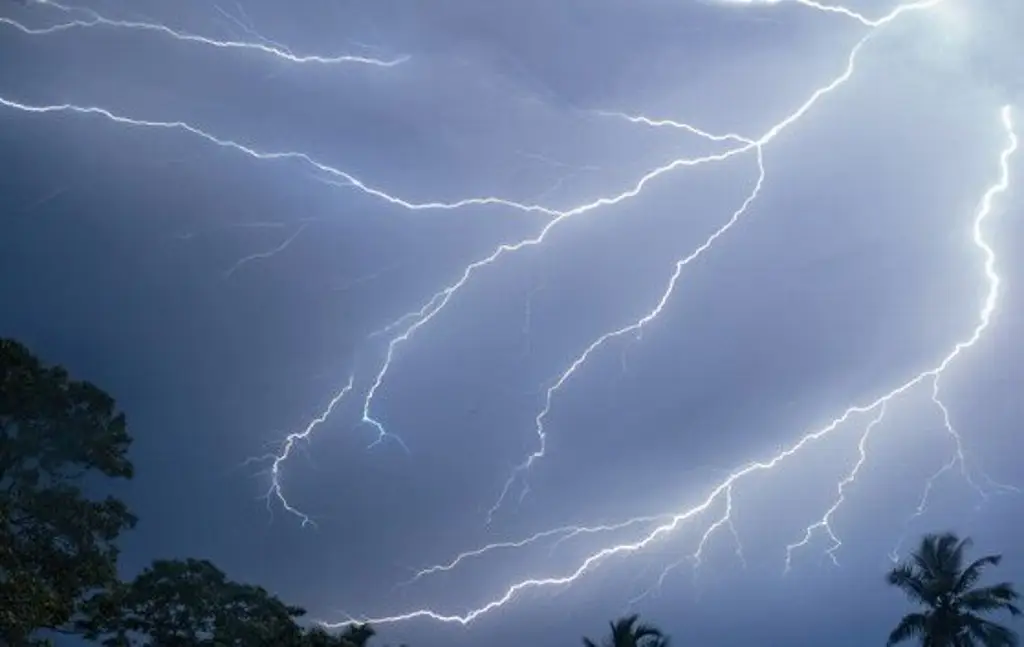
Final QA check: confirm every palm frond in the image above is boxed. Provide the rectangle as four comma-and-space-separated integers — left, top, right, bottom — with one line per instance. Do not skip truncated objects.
609, 618, 630, 647
917, 534, 945, 576
888, 563, 933, 605
949, 535, 975, 574
612, 614, 640, 637
633, 623, 664, 640
583, 636, 600, 647
960, 584, 1023, 616
911, 533, 969, 589
636, 630, 663, 646
888, 533, 1022, 647
954, 632, 975, 647
912, 553, 936, 582
957, 555, 1003, 595
887, 613, 929, 646
963, 614, 1020, 647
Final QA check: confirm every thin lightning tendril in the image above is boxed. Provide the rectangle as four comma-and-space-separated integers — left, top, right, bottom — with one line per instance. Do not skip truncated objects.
242, 375, 355, 528
487, 145, 766, 522
784, 403, 888, 572
223, 223, 308, 278
2, 0, 407, 66
888, 374, 1020, 560
0, 97, 557, 217
397, 514, 673, 590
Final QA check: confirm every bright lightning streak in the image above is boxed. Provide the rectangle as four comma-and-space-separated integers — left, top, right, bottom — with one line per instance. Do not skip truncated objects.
712, 0, 940, 28
784, 403, 888, 571
929, 370, 1018, 502
484, 0, 949, 521
252, 0, 943, 524
0, 97, 557, 216
930, 377, 985, 498
244, 375, 355, 528
398, 514, 672, 589
212, 3, 295, 58
627, 487, 742, 607
359, 22, 883, 469
4, 0, 923, 523
487, 145, 767, 522
590, 110, 754, 145
322, 98, 1017, 631
2, 0, 406, 66
357, 138, 753, 449
889, 364, 1020, 560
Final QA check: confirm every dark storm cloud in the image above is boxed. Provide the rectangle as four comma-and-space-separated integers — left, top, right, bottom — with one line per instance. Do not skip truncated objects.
1, 1, 1022, 646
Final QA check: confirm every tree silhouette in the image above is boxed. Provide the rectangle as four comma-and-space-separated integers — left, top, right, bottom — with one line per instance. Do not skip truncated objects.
0, 338, 137, 644
583, 614, 669, 647
887, 532, 1021, 647
77, 558, 309, 646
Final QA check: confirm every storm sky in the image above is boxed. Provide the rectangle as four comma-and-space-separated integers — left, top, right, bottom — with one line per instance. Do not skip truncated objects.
1, 0, 1023, 646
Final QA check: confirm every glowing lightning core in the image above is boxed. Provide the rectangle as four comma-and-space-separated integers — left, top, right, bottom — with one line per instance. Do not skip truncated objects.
325, 104, 1017, 627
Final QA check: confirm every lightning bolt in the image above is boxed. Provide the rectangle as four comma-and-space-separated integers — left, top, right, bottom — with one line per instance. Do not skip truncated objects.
487, 142, 766, 522
717, 0, 939, 27
629, 484, 745, 606
889, 346, 1019, 561
484, 0, 942, 522
321, 100, 1016, 628
784, 403, 888, 571
0, 97, 558, 216
2, 0, 406, 66
308, 0, 1020, 624
235, 0, 943, 522
4, 0, 1020, 630
243, 375, 355, 529
358, 5, 899, 474
397, 514, 673, 590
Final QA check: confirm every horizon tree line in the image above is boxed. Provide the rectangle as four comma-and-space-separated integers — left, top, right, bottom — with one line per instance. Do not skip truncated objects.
1, 337, 1020, 645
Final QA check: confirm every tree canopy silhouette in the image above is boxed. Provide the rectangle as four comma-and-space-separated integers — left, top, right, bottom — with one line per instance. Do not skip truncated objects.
76, 557, 382, 646
76, 558, 309, 646
4, 336, 1021, 647
583, 614, 669, 647
887, 532, 1021, 647
0, 338, 137, 644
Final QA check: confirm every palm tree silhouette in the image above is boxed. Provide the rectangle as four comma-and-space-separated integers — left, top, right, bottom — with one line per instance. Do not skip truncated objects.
887, 532, 1021, 647
583, 614, 669, 647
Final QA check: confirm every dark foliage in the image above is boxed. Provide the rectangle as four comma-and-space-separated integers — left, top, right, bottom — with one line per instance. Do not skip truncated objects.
887, 532, 1021, 647
583, 614, 669, 647
77, 558, 308, 645
1, 338, 137, 644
